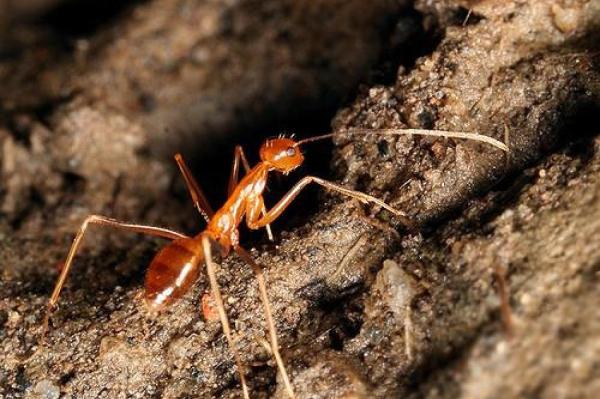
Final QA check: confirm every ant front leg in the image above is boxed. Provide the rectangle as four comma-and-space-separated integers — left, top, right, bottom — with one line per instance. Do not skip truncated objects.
174, 153, 214, 223
247, 176, 415, 230
43, 215, 188, 334
228, 145, 274, 241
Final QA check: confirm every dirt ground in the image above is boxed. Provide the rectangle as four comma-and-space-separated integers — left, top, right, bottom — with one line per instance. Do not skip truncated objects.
1, 0, 599, 398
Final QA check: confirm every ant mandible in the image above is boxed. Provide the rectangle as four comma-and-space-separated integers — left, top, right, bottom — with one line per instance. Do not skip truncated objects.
43, 128, 508, 399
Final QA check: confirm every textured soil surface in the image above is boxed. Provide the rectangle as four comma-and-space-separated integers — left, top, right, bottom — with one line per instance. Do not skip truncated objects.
1, 1, 599, 398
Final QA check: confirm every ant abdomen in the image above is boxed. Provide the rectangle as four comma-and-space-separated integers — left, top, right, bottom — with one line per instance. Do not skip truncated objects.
144, 237, 204, 312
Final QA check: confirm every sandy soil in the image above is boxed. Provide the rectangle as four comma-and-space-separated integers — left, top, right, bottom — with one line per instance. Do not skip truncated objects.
1, 1, 599, 398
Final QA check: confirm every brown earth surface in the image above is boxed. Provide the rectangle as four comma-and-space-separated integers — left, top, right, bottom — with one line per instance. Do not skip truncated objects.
1, 1, 599, 398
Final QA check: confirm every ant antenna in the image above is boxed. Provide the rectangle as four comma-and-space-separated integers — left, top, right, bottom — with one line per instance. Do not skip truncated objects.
346, 128, 509, 151
295, 128, 509, 152
295, 133, 336, 146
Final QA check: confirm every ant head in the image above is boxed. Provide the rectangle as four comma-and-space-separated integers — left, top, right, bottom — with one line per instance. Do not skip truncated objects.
260, 136, 304, 173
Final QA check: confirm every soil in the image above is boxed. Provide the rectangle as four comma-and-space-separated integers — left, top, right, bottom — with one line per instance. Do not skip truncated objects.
1, 1, 599, 398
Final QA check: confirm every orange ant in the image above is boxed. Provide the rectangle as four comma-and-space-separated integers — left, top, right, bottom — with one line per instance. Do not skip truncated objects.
42, 128, 507, 398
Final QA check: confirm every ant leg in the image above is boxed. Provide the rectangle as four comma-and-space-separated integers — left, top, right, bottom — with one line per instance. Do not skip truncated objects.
201, 234, 250, 399
248, 176, 414, 230
234, 245, 295, 399
174, 153, 214, 223
44, 215, 188, 331
227, 145, 251, 196
228, 145, 274, 241
493, 265, 513, 338
329, 233, 368, 282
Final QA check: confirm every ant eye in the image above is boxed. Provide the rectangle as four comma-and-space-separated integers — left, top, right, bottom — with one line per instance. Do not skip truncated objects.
286, 147, 296, 156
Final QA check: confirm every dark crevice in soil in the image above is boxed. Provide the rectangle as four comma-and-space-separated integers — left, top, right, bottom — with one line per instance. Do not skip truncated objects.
404, 312, 501, 398
328, 300, 365, 351
1, 93, 74, 136
7, 188, 45, 231
370, 8, 443, 85
453, 6, 484, 27
38, 0, 148, 40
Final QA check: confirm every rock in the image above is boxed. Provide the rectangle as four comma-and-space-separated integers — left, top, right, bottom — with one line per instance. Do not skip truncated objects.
31, 380, 60, 399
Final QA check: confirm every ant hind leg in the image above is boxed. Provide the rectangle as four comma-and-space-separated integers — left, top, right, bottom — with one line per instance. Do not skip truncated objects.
43, 215, 188, 335
234, 245, 295, 399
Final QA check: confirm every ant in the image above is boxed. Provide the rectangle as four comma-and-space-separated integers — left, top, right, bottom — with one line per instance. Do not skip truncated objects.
42, 128, 507, 398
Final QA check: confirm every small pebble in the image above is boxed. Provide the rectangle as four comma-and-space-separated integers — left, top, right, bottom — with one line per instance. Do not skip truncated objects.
32, 380, 60, 399
551, 4, 580, 33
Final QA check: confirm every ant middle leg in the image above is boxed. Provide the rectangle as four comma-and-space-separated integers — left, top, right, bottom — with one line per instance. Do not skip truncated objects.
201, 234, 250, 399
228, 145, 274, 241
234, 245, 295, 398
44, 215, 188, 332
227, 145, 252, 195
174, 153, 214, 223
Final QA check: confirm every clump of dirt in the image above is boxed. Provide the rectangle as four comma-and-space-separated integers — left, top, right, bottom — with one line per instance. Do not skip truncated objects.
1, 0, 599, 398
